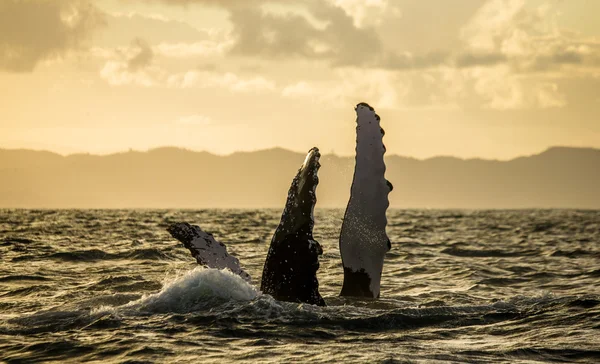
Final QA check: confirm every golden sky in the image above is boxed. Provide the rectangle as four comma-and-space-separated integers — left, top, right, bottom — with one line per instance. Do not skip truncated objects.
1, 0, 599, 159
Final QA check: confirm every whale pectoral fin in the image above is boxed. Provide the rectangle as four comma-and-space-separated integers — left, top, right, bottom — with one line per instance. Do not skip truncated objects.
167, 222, 252, 282
339, 103, 392, 298
260, 147, 325, 306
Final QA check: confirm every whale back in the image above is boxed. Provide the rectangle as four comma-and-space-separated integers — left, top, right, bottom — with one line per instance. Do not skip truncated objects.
339, 103, 392, 298
260, 147, 325, 306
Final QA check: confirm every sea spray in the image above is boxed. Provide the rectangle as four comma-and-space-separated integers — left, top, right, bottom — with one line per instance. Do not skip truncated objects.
112, 267, 258, 314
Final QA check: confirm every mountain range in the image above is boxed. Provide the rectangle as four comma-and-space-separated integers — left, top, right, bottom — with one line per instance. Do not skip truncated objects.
1, 146, 598, 208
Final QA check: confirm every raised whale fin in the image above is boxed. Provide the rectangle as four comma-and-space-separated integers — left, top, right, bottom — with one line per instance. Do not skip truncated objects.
260, 147, 326, 306
339, 103, 392, 298
167, 222, 252, 282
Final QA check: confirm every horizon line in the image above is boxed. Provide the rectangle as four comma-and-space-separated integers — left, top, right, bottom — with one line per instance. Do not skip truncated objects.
1, 144, 598, 163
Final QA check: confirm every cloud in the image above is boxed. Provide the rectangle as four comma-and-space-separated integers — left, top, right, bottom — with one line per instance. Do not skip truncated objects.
150, 0, 600, 75
410, 65, 567, 110
0, 0, 105, 72
155, 39, 233, 58
352, 0, 598, 110
98, 37, 276, 92
224, 2, 383, 68
350, 0, 600, 77
281, 63, 569, 111
282, 69, 402, 109
75, 0, 600, 111
99, 38, 162, 87
128, 0, 266, 8
380, 51, 449, 70
460, 0, 527, 52
458, 0, 600, 73
129, 0, 383, 67
455, 52, 507, 68
92, 39, 232, 61
127, 38, 154, 71
535, 83, 566, 109
328, 0, 394, 28
96, 12, 215, 47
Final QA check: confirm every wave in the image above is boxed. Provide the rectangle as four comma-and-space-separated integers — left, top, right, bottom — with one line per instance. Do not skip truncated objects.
1, 237, 34, 246
0, 274, 50, 282
550, 249, 600, 258
48, 249, 113, 262
477, 277, 529, 286
109, 268, 258, 314
95, 275, 143, 286
12, 248, 175, 263
441, 247, 538, 257
1, 285, 50, 297
458, 348, 600, 362
5, 265, 599, 338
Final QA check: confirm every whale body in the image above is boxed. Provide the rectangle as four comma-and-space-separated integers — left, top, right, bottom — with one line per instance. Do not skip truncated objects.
339, 103, 392, 298
166, 103, 390, 305
167, 147, 325, 306
260, 147, 325, 306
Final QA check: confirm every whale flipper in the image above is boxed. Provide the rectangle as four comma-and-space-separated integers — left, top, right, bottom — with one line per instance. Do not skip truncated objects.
167, 222, 252, 282
339, 103, 392, 298
260, 147, 325, 306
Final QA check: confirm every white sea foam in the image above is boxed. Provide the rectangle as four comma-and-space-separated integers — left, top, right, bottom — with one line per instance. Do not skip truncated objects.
105, 267, 258, 314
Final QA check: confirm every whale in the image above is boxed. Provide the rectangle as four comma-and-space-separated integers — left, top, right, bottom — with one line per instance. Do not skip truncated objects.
260, 147, 325, 306
167, 103, 391, 305
339, 103, 393, 298
168, 147, 325, 306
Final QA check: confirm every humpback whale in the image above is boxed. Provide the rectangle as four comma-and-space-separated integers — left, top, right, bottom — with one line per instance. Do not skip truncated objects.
339, 103, 392, 298
260, 147, 325, 306
167, 103, 391, 305
168, 147, 325, 306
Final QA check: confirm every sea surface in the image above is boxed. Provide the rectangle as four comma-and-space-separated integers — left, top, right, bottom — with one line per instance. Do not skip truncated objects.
0, 209, 599, 363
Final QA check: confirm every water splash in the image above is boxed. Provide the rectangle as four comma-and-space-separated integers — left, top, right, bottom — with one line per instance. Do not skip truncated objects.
122, 267, 258, 313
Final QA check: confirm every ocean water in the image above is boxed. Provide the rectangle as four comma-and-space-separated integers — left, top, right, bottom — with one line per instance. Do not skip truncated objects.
0, 209, 599, 363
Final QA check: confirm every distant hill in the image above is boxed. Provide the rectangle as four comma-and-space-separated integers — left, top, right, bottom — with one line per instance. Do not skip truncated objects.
0, 146, 599, 208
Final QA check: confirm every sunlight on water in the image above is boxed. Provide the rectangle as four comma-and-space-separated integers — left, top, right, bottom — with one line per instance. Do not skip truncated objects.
1, 209, 599, 363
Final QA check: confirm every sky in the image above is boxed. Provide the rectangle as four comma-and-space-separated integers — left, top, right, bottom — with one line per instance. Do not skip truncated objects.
1, 0, 599, 160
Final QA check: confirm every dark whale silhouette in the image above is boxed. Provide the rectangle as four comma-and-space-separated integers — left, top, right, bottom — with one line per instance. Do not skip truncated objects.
168, 147, 325, 306
167, 103, 391, 305
260, 147, 324, 306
